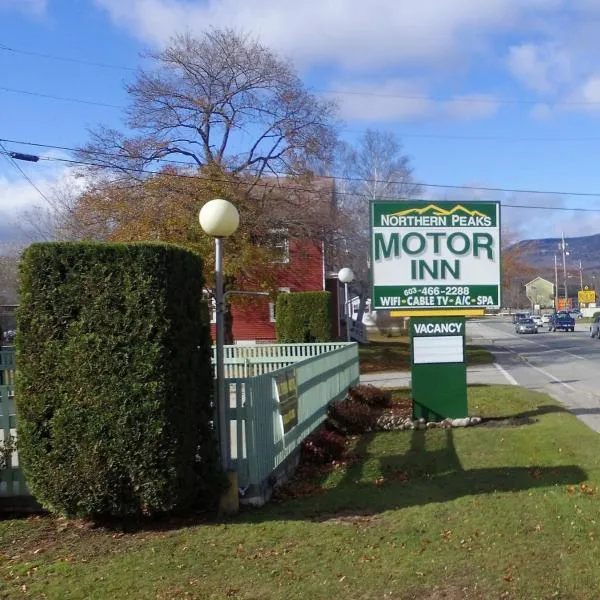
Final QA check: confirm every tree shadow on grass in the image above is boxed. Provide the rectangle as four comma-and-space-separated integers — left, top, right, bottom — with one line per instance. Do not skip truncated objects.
244, 427, 587, 523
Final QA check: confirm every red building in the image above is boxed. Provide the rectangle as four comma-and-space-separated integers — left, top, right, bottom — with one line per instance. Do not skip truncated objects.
209, 179, 340, 342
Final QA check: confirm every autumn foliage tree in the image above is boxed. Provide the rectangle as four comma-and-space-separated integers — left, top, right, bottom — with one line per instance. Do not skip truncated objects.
65, 28, 340, 299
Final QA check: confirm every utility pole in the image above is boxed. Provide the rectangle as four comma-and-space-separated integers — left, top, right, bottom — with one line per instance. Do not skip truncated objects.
579, 260, 584, 291
554, 254, 559, 310
561, 232, 568, 308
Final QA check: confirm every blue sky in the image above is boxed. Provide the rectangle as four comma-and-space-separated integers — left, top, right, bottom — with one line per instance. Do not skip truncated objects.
3, 0, 600, 243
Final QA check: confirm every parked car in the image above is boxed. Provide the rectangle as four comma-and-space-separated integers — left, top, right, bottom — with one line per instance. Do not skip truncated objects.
540, 314, 550, 325
515, 318, 538, 334
532, 315, 543, 327
548, 312, 575, 332
590, 316, 600, 338
569, 309, 584, 319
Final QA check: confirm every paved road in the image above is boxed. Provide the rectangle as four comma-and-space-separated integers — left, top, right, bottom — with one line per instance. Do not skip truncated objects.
468, 317, 600, 432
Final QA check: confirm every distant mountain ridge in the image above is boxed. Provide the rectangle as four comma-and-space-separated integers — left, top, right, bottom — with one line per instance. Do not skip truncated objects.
512, 233, 600, 273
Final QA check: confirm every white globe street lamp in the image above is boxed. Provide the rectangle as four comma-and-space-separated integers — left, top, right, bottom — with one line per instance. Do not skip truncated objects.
199, 199, 240, 471
338, 268, 355, 342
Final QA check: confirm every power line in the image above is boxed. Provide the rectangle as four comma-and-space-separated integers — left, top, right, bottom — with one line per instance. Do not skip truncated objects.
0, 86, 121, 108
3, 42, 600, 108
3, 136, 600, 200
0, 137, 193, 167
6, 81, 600, 113
3, 148, 600, 212
0, 42, 136, 71
5, 83, 600, 145
0, 142, 49, 203
321, 89, 596, 106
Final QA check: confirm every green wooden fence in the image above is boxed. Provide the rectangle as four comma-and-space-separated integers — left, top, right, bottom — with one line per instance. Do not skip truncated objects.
224, 343, 359, 494
0, 342, 359, 505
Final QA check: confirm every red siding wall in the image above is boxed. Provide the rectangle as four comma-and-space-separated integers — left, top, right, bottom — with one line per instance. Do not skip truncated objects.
211, 238, 325, 342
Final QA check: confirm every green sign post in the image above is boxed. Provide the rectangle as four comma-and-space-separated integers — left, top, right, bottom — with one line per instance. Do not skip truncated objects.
369, 200, 501, 420
410, 316, 467, 420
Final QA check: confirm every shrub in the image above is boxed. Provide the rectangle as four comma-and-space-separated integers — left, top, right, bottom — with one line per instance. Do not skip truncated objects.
593, 311, 600, 319
301, 428, 346, 464
348, 385, 392, 408
328, 399, 379, 434
276, 291, 333, 342
16, 242, 223, 519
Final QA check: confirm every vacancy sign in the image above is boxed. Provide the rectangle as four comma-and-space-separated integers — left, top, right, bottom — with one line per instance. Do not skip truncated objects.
370, 201, 501, 311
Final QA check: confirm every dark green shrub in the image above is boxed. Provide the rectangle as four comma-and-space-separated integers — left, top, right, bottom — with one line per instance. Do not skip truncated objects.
348, 385, 392, 408
593, 311, 600, 319
275, 291, 333, 342
16, 242, 223, 519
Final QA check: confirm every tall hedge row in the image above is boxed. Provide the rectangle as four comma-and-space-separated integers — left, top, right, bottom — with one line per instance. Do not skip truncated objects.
16, 242, 222, 518
275, 291, 333, 342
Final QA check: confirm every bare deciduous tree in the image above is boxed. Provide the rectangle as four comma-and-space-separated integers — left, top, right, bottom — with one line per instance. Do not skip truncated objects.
79, 29, 338, 183
0, 246, 20, 305
332, 130, 421, 321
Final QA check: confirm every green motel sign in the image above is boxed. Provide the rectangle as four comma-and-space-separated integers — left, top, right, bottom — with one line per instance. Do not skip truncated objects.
370, 201, 501, 311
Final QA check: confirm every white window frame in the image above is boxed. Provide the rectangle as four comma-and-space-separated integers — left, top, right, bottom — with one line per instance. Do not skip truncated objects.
209, 297, 216, 324
268, 228, 290, 264
269, 287, 291, 323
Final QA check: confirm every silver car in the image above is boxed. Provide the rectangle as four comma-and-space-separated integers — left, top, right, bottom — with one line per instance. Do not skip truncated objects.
532, 315, 544, 327
516, 318, 538, 334
590, 316, 600, 338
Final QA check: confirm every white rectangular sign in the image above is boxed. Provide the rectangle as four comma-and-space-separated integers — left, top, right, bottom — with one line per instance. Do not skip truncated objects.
413, 336, 464, 364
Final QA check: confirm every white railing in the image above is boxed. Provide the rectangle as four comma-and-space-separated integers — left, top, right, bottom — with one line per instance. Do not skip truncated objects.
215, 342, 354, 378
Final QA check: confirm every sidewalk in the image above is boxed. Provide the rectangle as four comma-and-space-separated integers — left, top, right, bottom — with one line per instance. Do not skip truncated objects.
359, 362, 515, 389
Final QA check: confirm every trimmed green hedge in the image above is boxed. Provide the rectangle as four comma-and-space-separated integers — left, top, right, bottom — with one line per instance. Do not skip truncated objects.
16, 242, 223, 518
276, 291, 333, 342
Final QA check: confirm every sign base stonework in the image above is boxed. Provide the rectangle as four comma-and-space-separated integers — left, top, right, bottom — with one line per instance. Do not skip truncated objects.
410, 316, 467, 421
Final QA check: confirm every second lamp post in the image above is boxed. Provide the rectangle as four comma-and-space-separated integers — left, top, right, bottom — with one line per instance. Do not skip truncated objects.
338, 267, 355, 342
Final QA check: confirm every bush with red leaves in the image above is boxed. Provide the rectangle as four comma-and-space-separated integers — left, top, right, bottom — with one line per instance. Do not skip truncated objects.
301, 428, 347, 464
328, 399, 381, 434
348, 385, 392, 408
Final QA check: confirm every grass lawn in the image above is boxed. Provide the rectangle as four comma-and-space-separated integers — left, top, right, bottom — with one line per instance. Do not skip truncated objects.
360, 334, 494, 373
3, 385, 600, 599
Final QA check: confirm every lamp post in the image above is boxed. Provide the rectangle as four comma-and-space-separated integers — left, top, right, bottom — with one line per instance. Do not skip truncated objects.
199, 199, 239, 471
338, 268, 355, 342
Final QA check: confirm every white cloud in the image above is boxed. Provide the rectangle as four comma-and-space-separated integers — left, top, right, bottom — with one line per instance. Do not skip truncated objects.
442, 94, 500, 120
0, 0, 47, 16
0, 161, 80, 242
329, 80, 434, 122
330, 82, 499, 122
425, 184, 599, 241
93, 0, 561, 72
530, 103, 553, 120
507, 42, 572, 94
